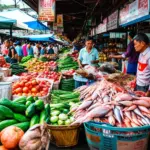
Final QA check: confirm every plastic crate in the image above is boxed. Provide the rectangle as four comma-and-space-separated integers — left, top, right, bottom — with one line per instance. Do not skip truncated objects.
84, 122, 150, 150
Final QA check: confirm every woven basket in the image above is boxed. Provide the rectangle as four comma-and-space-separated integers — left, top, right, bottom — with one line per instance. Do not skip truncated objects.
48, 125, 80, 147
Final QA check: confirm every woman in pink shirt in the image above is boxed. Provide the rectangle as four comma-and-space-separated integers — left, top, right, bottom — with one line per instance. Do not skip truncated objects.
22, 41, 28, 56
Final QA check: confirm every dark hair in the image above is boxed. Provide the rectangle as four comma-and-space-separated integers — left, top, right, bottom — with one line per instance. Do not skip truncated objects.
134, 33, 149, 45
85, 36, 93, 42
129, 31, 136, 39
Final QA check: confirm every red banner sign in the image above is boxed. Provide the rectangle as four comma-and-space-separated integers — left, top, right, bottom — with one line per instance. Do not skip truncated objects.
38, 0, 55, 22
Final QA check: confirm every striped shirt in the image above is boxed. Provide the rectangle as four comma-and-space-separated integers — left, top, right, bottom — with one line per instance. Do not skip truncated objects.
136, 47, 150, 90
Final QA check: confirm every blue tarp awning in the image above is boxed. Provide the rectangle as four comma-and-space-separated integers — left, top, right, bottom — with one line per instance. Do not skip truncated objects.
121, 15, 150, 27
0, 16, 16, 23
24, 21, 49, 30
22, 34, 55, 42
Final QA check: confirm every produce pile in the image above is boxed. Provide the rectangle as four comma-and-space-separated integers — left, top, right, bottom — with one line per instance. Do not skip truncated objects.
60, 78, 75, 91
21, 58, 57, 72
0, 56, 10, 68
59, 47, 70, 54
58, 56, 78, 71
69, 52, 79, 61
11, 63, 27, 75
62, 69, 75, 78
50, 90, 80, 125
99, 52, 107, 62
0, 96, 50, 132
40, 54, 58, 61
71, 79, 150, 127
12, 78, 51, 97
21, 55, 33, 63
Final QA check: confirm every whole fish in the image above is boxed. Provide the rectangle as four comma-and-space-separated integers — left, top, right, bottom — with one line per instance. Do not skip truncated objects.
91, 91, 98, 100
124, 111, 132, 121
108, 116, 116, 126
144, 117, 150, 125
76, 100, 93, 111
126, 105, 137, 111
131, 122, 138, 127
131, 112, 141, 126
118, 101, 133, 106
115, 93, 133, 101
134, 108, 144, 118
116, 106, 124, 119
133, 100, 150, 108
138, 106, 150, 114
141, 118, 148, 125
103, 95, 110, 103
114, 107, 122, 124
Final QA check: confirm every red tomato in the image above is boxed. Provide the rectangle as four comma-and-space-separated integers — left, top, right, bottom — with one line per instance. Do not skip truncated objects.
13, 83, 20, 89
15, 88, 22, 94
32, 80, 37, 86
19, 81, 25, 87
18, 93, 22, 96
23, 87, 29, 93
31, 88, 37, 93
43, 87, 48, 93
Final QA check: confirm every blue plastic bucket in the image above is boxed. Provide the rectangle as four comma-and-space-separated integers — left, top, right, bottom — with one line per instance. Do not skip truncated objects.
84, 122, 150, 150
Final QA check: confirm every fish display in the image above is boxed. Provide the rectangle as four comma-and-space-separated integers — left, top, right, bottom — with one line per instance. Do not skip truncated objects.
71, 79, 150, 127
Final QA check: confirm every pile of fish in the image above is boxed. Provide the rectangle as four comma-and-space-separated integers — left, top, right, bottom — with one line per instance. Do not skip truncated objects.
70, 80, 150, 127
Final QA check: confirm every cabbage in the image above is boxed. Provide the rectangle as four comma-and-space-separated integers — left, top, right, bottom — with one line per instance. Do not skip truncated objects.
65, 119, 71, 125
51, 110, 60, 116
59, 113, 68, 121
58, 120, 64, 125
50, 116, 59, 123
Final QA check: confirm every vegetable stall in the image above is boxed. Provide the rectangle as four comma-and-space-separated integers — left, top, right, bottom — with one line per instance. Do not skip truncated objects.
0, 46, 150, 150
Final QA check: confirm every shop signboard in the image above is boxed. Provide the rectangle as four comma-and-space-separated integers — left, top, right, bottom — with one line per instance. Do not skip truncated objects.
119, 0, 149, 25
96, 18, 107, 34
38, 0, 55, 22
53, 23, 57, 30
57, 14, 63, 28
107, 10, 118, 31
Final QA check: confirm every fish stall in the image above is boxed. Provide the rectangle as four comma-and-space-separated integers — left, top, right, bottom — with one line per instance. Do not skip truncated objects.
70, 77, 150, 150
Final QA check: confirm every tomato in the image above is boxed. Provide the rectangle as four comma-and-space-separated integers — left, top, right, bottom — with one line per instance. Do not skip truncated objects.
13, 83, 20, 89
23, 87, 29, 93
28, 85, 33, 89
25, 82, 30, 87
31, 88, 37, 93
17, 93, 22, 96
43, 87, 48, 93
19, 81, 25, 87
35, 85, 40, 91
15, 88, 22, 94
22, 93, 27, 96
32, 80, 37, 86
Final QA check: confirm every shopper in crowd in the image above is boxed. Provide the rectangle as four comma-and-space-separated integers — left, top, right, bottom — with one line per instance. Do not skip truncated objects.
8, 39, 17, 63
47, 44, 54, 54
40, 44, 47, 55
53, 43, 59, 54
22, 41, 28, 56
33, 43, 40, 58
133, 33, 150, 96
109, 31, 139, 75
74, 37, 99, 88
1, 40, 9, 56
27, 42, 34, 56
15, 41, 23, 62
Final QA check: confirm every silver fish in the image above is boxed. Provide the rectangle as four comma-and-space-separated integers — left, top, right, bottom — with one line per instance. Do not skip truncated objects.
114, 107, 122, 124
134, 108, 144, 118
76, 100, 93, 111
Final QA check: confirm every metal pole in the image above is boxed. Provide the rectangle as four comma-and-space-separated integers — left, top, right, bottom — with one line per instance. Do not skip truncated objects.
10, 25, 13, 38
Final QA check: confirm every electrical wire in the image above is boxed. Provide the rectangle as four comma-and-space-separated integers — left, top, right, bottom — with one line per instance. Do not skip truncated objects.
72, 0, 90, 9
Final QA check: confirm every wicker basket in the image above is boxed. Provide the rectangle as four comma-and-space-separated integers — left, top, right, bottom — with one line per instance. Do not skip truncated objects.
48, 125, 80, 147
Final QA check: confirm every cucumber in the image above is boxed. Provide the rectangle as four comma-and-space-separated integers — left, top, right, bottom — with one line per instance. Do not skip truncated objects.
34, 96, 38, 101
0, 120, 18, 131
13, 96, 26, 104
40, 110, 47, 124
25, 103, 36, 118
14, 113, 29, 122
30, 115, 40, 127
11, 102, 26, 113
26, 101, 32, 107
0, 105, 14, 119
35, 100, 44, 110
26, 96, 34, 102
0, 98, 12, 108
13, 122, 30, 131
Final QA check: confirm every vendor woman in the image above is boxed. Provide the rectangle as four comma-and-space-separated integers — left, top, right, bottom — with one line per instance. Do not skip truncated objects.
74, 37, 99, 88
109, 31, 139, 75
133, 33, 150, 96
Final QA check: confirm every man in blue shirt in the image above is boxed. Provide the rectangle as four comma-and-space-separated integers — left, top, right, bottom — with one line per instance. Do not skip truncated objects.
74, 37, 99, 88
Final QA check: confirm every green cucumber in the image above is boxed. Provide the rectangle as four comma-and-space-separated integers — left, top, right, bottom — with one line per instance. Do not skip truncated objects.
0, 98, 12, 108
13, 96, 26, 104
0, 120, 18, 131
25, 103, 36, 118
40, 110, 47, 124
0, 105, 14, 119
30, 115, 40, 127
11, 102, 26, 113
14, 113, 29, 122
35, 100, 44, 110
13, 122, 30, 131
26, 96, 34, 102
26, 101, 32, 107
